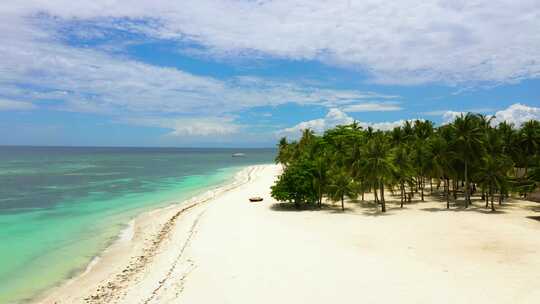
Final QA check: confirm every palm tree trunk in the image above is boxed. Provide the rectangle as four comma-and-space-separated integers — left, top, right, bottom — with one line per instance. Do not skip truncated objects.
400, 182, 404, 208
464, 161, 469, 208
453, 179, 457, 200
380, 180, 386, 212
421, 176, 425, 201
374, 186, 379, 204
490, 191, 495, 212
341, 196, 344, 211
446, 178, 450, 209
498, 191, 502, 205
318, 184, 322, 209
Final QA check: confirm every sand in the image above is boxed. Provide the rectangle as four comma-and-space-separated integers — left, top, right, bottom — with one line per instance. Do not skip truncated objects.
38, 164, 540, 304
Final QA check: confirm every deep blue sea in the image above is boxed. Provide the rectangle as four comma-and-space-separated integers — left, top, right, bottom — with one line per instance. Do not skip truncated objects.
0, 146, 275, 303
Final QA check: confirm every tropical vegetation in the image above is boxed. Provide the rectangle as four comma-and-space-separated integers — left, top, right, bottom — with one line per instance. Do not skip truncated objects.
271, 113, 540, 212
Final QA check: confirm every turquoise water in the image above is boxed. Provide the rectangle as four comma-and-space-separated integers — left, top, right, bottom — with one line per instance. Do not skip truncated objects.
0, 147, 275, 303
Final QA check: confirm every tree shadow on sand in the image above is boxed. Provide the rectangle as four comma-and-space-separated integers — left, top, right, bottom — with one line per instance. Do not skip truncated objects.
523, 204, 540, 212
421, 205, 507, 214
270, 199, 389, 215
270, 195, 517, 216
269, 202, 364, 214
270, 203, 322, 212
526, 215, 540, 222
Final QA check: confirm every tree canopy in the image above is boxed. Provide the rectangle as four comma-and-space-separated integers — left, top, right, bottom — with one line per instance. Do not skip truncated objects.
271, 113, 540, 212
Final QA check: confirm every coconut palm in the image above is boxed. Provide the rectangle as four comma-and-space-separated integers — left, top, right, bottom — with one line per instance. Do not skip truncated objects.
411, 141, 431, 201
450, 113, 485, 207
312, 155, 329, 208
497, 121, 516, 154
361, 135, 394, 212
475, 155, 511, 211
427, 134, 456, 208
327, 170, 357, 211
275, 137, 291, 166
391, 144, 414, 207
517, 120, 540, 175
271, 115, 539, 212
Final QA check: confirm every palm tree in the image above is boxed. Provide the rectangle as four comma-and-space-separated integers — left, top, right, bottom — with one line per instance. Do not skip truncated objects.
275, 137, 291, 166
361, 135, 394, 212
427, 134, 456, 208
312, 155, 329, 208
328, 170, 357, 211
391, 144, 413, 207
475, 155, 511, 211
497, 121, 516, 155
414, 120, 434, 140
411, 141, 431, 201
450, 113, 485, 207
528, 159, 540, 192
272, 114, 539, 214
517, 120, 540, 176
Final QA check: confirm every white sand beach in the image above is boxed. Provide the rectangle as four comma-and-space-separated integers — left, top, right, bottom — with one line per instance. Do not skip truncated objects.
39, 164, 540, 304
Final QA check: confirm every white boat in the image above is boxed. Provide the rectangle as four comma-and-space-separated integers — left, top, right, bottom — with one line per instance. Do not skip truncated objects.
232, 153, 246, 157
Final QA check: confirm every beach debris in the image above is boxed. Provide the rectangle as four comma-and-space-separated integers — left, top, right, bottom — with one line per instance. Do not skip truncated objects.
249, 196, 263, 202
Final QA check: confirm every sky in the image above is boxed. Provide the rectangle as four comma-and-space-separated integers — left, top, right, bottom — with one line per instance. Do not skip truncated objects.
0, 1, 539, 147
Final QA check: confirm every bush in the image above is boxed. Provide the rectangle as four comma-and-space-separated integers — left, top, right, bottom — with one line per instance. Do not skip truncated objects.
271, 160, 316, 208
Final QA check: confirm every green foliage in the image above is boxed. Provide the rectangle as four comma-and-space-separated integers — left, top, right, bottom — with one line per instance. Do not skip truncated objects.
272, 114, 540, 212
327, 170, 357, 211
271, 159, 317, 207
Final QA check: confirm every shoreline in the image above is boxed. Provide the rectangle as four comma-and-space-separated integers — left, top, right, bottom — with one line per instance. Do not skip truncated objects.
36, 164, 266, 304
37, 164, 540, 304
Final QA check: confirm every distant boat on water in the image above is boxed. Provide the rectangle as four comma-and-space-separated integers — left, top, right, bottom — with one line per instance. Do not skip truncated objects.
232, 153, 246, 157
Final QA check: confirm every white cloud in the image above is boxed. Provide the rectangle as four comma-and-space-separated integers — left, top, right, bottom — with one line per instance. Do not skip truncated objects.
492, 103, 540, 127
277, 108, 409, 139
424, 108, 494, 116
367, 120, 411, 131
441, 111, 464, 124
279, 108, 354, 137
124, 116, 241, 136
2, 0, 538, 85
0, 11, 407, 140
0, 14, 395, 118
342, 102, 401, 112
1, 2, 538, 142
0, 99, 35, 111
434, 103, 539, 126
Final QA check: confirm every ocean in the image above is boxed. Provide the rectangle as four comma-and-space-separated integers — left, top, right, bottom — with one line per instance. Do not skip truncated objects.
0, 146, 275, 303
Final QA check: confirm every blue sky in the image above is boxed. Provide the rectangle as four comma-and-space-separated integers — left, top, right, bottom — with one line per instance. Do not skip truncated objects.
0, 1, 539, 147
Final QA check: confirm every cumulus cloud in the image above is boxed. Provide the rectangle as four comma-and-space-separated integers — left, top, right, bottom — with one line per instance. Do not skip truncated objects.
2, 0, 538, 85
0, 99, 35, 111
435, 103, 539, 126
441, 111, 465, 124
278, 108, 354, 137
492, 103, 540, 127
277, 108, 409, 139
280, 103, 539, 139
